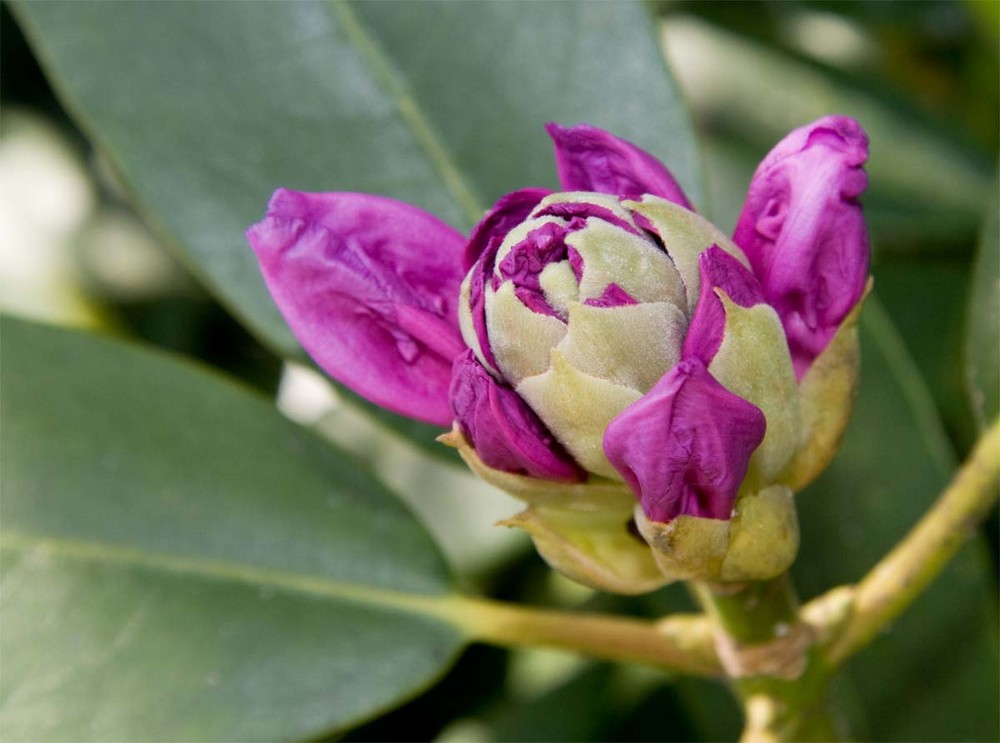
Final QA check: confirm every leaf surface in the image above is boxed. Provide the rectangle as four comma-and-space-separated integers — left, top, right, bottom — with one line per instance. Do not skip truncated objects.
13, 0, 699, 355
0, 316, 465, 741
793, 298, 999, 742
965, 193, 1000, 431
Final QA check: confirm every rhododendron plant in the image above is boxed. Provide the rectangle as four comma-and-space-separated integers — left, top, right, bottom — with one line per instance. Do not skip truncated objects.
248, 116, 870, 590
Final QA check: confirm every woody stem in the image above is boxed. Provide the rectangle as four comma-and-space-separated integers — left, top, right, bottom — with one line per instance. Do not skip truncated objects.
693, 576, 842, 742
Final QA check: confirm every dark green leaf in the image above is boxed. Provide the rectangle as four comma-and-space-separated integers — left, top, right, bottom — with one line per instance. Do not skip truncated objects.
0, 316, 464, 741
793, 297, 999, 742
875, 258, 975, 448
965, 192, 1000, 431
13, 0, 700, 454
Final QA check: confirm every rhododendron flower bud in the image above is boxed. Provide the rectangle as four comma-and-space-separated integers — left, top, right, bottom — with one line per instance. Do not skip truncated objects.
248, 117, 871, 591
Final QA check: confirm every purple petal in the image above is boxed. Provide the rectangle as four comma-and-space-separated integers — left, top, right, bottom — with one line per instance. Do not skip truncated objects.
584, 283, 638, 309
247, 189, 467, 426
682, 246, 765, 365
604, 359, 766, 522
534, 200, 641, 236
497, 220, 581, 318
464, 188, 551, 270
732, 116, 870, 378
463, 189, 551, 370
450, 351, 585, 481
546, 122, 692, 207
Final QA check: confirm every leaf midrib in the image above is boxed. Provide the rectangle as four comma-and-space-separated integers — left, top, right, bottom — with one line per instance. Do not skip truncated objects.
0, 531, 461, 623
331, 0, 486, 228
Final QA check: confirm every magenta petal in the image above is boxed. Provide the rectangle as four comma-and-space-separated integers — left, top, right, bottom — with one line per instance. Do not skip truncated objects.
464, 188, 551, 270
247, 189, 467, 426
604, 359, 766, 522
450, 351, 585, 482
682, 246, 765, 364
545, 122, 692, 207
732, 116, 870, 378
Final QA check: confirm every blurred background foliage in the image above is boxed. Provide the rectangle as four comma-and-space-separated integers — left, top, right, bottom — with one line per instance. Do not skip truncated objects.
1, 1, 996, 741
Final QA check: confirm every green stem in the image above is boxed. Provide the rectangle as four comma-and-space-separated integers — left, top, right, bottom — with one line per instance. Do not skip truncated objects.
824, 417, 1000, 666
694, 577, 842, 742
437, 595, 721, 676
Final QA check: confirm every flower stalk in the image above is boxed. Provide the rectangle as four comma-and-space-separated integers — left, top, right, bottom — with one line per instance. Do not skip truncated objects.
442, 595, 721, 676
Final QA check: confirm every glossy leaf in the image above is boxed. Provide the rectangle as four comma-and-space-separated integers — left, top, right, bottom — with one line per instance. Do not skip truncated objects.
0, 316, 465, 741
965, 193, 1000, 431
793, 297, 999, 742
13, 0, 700, 450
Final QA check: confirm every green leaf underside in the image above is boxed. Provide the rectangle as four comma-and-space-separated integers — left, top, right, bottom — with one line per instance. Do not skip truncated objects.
12, 0, 700, 456
0, 316, 464, 741
793, 296, 999, 742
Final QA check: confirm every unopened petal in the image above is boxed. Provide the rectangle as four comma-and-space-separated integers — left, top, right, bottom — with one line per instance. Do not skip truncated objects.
733, 116, 870, 378
604, 359, 766, 522
247, 189, 466, 426
464, 188, 550, 270
450, 351, 583, 481
683, 246, 765, 365
546, 122, 692, 207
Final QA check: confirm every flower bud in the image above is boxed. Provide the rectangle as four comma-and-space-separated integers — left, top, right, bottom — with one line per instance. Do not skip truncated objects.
249, 118, 872, 593
458, 192, 749, 481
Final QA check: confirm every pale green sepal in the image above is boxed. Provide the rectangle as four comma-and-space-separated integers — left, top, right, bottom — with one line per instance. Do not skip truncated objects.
559, 301, 687, 394
539, 260, 579, 317
438, 426, 634, 512
709, 292, 801, 488
633, 506, 730, 583
566, 219, 686, 307
485, 281, 567, 385
625, 196, 749, 315
721, 485, 799, 581
517, 349, 641, 479
501, 506, 669, 595
633, 486, 797, 584
779, 280, 872, 492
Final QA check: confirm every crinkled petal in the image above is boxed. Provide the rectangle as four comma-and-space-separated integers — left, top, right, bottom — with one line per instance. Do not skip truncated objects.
732, 116, 870, 378
683, 246, 765, 365
247, 189, 466, 426
546, 122, 692, 207
450, 351, 584, 481
460, 190, 552, 370
464, 188, 551, 270
604, 359, 766, 522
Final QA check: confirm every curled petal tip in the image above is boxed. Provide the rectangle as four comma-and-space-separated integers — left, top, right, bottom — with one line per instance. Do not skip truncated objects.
545, 122, 691, 207
683, 246, 765, 365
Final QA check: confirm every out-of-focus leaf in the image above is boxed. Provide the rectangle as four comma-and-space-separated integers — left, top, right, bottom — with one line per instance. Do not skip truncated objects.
661, 16, 992, 250
965, 193, 1000, 431
876, 259, 975, 448
0, 316, 465, 742
486, 663, 618, 743
793, 297, 998, 742
12, 0, 700, 454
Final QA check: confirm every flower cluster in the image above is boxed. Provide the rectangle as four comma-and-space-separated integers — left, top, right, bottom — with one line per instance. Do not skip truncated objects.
248, 117, 870, 592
